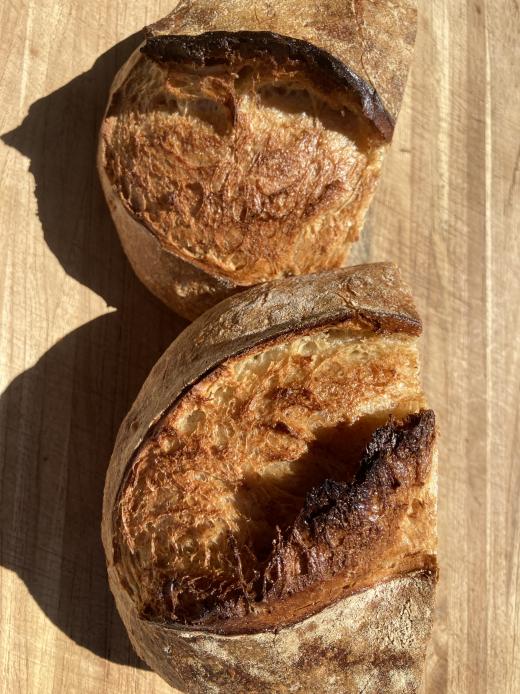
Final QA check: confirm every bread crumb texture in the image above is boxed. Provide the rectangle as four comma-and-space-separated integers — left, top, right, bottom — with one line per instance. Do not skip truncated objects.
115, 323, 436, 631
102, 55, 384, 282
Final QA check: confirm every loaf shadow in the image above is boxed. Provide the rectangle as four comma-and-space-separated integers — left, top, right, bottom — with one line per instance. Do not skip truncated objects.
0, 308, 187, 667
1, 31, 142, 309
0, 32, 189, 666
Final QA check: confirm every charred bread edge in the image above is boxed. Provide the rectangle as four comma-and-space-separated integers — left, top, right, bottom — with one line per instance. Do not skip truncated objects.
135, 567, 438, 635
103, 264, 424, 625
142, 30, 394, 140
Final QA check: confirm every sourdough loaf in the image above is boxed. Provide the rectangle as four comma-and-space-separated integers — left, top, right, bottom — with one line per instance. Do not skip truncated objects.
102, 263, 437, 692
98, 2, 417, 319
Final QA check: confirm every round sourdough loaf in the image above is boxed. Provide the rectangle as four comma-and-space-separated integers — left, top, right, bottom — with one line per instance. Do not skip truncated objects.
98, 1, 417, 319
102, 263, 437, 693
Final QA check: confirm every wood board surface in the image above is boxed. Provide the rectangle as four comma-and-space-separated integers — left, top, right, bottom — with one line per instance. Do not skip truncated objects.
0, 1, 518, 692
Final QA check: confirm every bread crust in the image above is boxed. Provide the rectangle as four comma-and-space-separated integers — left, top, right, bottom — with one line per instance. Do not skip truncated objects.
142, 31, 394, 140
147, 0, 417, 129
102, 263, 437, 693
98, 2, 417, 319
116, 569, 436, 694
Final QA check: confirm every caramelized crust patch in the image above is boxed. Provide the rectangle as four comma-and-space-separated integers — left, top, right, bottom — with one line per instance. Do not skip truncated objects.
102, 54, 384, 283
115, 325, 435, 631
266, 410, 436, 600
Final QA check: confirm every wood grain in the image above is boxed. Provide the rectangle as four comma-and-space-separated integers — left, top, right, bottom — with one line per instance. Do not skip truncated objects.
0, 1, 518, 692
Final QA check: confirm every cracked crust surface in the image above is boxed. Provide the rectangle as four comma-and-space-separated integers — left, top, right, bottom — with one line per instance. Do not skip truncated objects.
102, 264, 437, 692
98, 1, 417, 318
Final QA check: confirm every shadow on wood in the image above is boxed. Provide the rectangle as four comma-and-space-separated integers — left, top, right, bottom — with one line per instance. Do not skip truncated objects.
0, 309, 187, 667
1, 31, 142, 310
0, 34, 189, 666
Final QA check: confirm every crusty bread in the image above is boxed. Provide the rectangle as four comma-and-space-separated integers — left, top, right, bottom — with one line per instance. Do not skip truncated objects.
102, 263, 437, 692
98, 1, 417, 319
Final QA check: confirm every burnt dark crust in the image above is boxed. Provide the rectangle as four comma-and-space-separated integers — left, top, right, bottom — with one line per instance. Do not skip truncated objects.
300, 408, 435, 528
137, 410, 436, 633
262, 409, 436, 599
142, 31, 394, 140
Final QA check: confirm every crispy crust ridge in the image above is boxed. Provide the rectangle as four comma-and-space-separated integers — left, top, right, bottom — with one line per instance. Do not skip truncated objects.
146, 0, 417, 124
142, 31, 394, 139
262, 411, 437, 603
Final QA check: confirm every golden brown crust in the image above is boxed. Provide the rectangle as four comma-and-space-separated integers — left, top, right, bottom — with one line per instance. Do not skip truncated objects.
102, 264, 437, 692
103, 261, 422, 531
102, 53, 382, 284
133, 411, 436, 635
103, 263, 422, 559
98, 2, 417, 318
147, 0, 417, 127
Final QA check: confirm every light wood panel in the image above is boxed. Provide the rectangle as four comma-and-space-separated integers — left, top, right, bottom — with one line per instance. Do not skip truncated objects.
0, 1, 518, 692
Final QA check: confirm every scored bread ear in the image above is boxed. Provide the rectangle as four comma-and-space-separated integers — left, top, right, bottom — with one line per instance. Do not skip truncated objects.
147, 0, 417, 131
102, 263, 437, 693
98, 1, 417, 319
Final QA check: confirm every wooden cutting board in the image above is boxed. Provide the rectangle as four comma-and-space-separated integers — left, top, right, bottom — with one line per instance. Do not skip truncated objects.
0, 1, 518, 692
